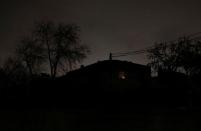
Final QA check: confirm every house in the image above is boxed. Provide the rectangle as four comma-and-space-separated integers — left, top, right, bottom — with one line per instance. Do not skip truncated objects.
60, 60, 151, 89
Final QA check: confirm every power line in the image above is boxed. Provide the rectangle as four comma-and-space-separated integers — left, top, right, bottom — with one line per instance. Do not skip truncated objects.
110, 32, 201, 59
112, 49, 148, 57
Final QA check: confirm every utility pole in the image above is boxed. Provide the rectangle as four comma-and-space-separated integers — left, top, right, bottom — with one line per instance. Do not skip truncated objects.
109, 53, 112, 60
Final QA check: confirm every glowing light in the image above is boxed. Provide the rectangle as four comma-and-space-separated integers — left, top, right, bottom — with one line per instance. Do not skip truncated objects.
119, 71, 127, 80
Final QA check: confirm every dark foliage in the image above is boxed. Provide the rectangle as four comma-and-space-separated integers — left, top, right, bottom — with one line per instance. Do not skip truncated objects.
147, 36, 201, 76
0, 60, 200, 130
13, 21, 90, 78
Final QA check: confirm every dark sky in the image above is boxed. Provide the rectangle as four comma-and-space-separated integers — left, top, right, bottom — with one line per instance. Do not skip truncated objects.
1, 0, 201, 66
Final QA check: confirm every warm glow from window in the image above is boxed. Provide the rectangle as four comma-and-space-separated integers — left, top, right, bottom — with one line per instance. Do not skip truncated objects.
119, 71, 126, 80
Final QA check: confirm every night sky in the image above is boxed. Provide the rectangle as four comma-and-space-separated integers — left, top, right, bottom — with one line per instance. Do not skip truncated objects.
1, 0, 201, 66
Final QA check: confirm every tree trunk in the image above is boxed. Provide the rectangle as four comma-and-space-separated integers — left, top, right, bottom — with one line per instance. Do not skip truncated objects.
45, 32, 54, 78
26, 62, 33, 76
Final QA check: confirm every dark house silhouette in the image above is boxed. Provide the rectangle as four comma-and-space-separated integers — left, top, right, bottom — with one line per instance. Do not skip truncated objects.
148, 69, 194, 109
61, 60, 151, 89
56, 60, 194, 111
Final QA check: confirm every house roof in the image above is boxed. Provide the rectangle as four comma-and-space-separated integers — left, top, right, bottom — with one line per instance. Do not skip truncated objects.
63, 60, 150, 77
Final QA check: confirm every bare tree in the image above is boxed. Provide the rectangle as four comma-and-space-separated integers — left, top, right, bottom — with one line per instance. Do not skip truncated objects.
33, 21, 90, 77
2, 57, 29, 85
16, 36, 45, 76
147, 36, 201, 75
147, 42, 179, 72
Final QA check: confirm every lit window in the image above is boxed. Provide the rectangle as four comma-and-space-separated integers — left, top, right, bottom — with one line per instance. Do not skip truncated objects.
118, 71, 127, 80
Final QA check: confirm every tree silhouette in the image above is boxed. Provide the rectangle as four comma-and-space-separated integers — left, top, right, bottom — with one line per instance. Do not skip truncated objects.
3, 57, 26, 76
16, 36, 45, 76
147, 36, 201, 75
2, 57, 29, 85
31, 21, 90, 77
